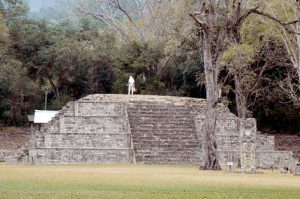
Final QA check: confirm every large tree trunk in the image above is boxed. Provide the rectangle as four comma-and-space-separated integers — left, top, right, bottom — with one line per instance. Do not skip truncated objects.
296, 22, 300, 92
293, 22, 300, 100
191, 0, 300, 171
201, 30, 221, 170
234, 75, 247, 119
44, 91, 48, 110
47, 77, 60, 102
298, 67, 300, 91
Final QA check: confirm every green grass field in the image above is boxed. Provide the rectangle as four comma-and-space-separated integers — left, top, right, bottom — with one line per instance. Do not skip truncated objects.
0, 164, 299, 199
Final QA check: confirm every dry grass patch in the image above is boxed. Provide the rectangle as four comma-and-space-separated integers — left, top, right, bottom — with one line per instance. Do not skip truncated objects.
0, 164, 299, 199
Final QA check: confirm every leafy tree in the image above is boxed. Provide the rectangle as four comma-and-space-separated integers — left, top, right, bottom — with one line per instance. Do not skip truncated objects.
1, 6, 40, 125
256, 0, 300, 104
190, 0, 300, 170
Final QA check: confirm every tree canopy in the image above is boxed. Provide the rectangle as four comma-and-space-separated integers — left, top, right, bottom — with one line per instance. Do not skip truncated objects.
0, 0, 298, 135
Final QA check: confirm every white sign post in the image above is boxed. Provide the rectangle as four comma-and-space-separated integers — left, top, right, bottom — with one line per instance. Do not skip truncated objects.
227, 161, 234, 171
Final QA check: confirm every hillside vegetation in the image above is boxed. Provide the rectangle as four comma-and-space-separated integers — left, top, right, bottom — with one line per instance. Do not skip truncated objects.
0, 0, 299, 134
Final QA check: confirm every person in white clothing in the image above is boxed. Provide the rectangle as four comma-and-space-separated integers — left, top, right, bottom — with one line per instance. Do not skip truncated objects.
128, 76, 135, 95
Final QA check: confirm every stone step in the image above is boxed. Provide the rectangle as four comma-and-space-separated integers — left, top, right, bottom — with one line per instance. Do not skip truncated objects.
44, 133, 131, 149
130, 120, 195, 124
130, 128, 195, 132
36, 147, 133, 150
133, 138, 199, 142
133, 140, 199, 144
131, 129, 196, 133
132, 138, 198, 143
134, 147, 201, 151
129, 109, 192, 112
135, 152, 201, 164
131, 122, 194, 126
142, 152, 200, 155
131, 135, 197, 140
136, 159, 199, 164
135, 156, 200, 160
75, 102, 126, 117
129, 111, 193, 115
132, 137, 199, 141
30, 148, 134, 164
130, 107, 190, 110
132, 135, 199, 140
133, 144, 201, 148
129, 103, 175, 107
130, 116, 194, 119
130, 123, 194, 127
64, 115, 126, 118
133, 142, 199, 147
129, 114, 195, 118
132, 132, 198, 136
129, 119, 195, 123
60, 117, 128, 134
129, 116, 194, 119
129, 102, 184, 106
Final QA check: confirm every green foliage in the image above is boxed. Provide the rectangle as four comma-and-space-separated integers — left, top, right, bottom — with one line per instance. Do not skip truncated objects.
0, 0, 298, 134
175, 62, 205, 97
222, 44, 257, 94
0, 0, 29, 23
222, 44, 255, 72
112, 42, 166, 95
0, 13, 9, 43
254, 97, 300, 134
48, 93, 74, 110
0, 84, 10, 126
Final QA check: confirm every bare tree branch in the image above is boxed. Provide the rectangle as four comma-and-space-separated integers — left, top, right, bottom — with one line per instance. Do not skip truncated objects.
250, 9, 300, 35
189, 12, 209, 33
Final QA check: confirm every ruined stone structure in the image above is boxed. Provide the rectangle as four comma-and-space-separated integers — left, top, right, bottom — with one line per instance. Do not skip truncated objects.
240, 118, 257, 172
27, 94, 295, 170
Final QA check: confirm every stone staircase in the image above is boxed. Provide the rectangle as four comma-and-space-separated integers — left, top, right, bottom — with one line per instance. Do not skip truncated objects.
128, 101, 201, 164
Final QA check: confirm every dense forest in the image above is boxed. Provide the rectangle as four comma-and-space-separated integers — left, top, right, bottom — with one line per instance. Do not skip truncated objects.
0, 0, 299, 134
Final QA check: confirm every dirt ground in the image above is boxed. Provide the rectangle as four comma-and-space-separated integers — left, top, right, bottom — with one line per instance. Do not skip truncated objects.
0, 127, 30, 151
275, 135, 300, 159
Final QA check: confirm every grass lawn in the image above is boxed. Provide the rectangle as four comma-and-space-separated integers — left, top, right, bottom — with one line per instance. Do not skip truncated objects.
0, 163, 299, 199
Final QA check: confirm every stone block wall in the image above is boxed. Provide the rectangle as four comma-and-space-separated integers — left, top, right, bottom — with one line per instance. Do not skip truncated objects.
60, 116, 127, 134
192, 106, 294, 168
256, 151, 295, 170
240, 118, 257, 171
194, 111, 242, 165
31, 148, 133, 164
43, 133, 131, 148
256, 134, 275, 151
29, 97, 133, 164
28, 94, 296, 169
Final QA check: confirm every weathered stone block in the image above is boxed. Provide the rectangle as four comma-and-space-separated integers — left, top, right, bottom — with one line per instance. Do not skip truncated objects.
256, 134, 275, 151
0, 151, 5, 161
76, 102, 126, 117
295, 164, 300, 175
30, 148, 133, 164
60, 116, 128, 134
240, 118, 257, 170
44, 133, 131, 148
